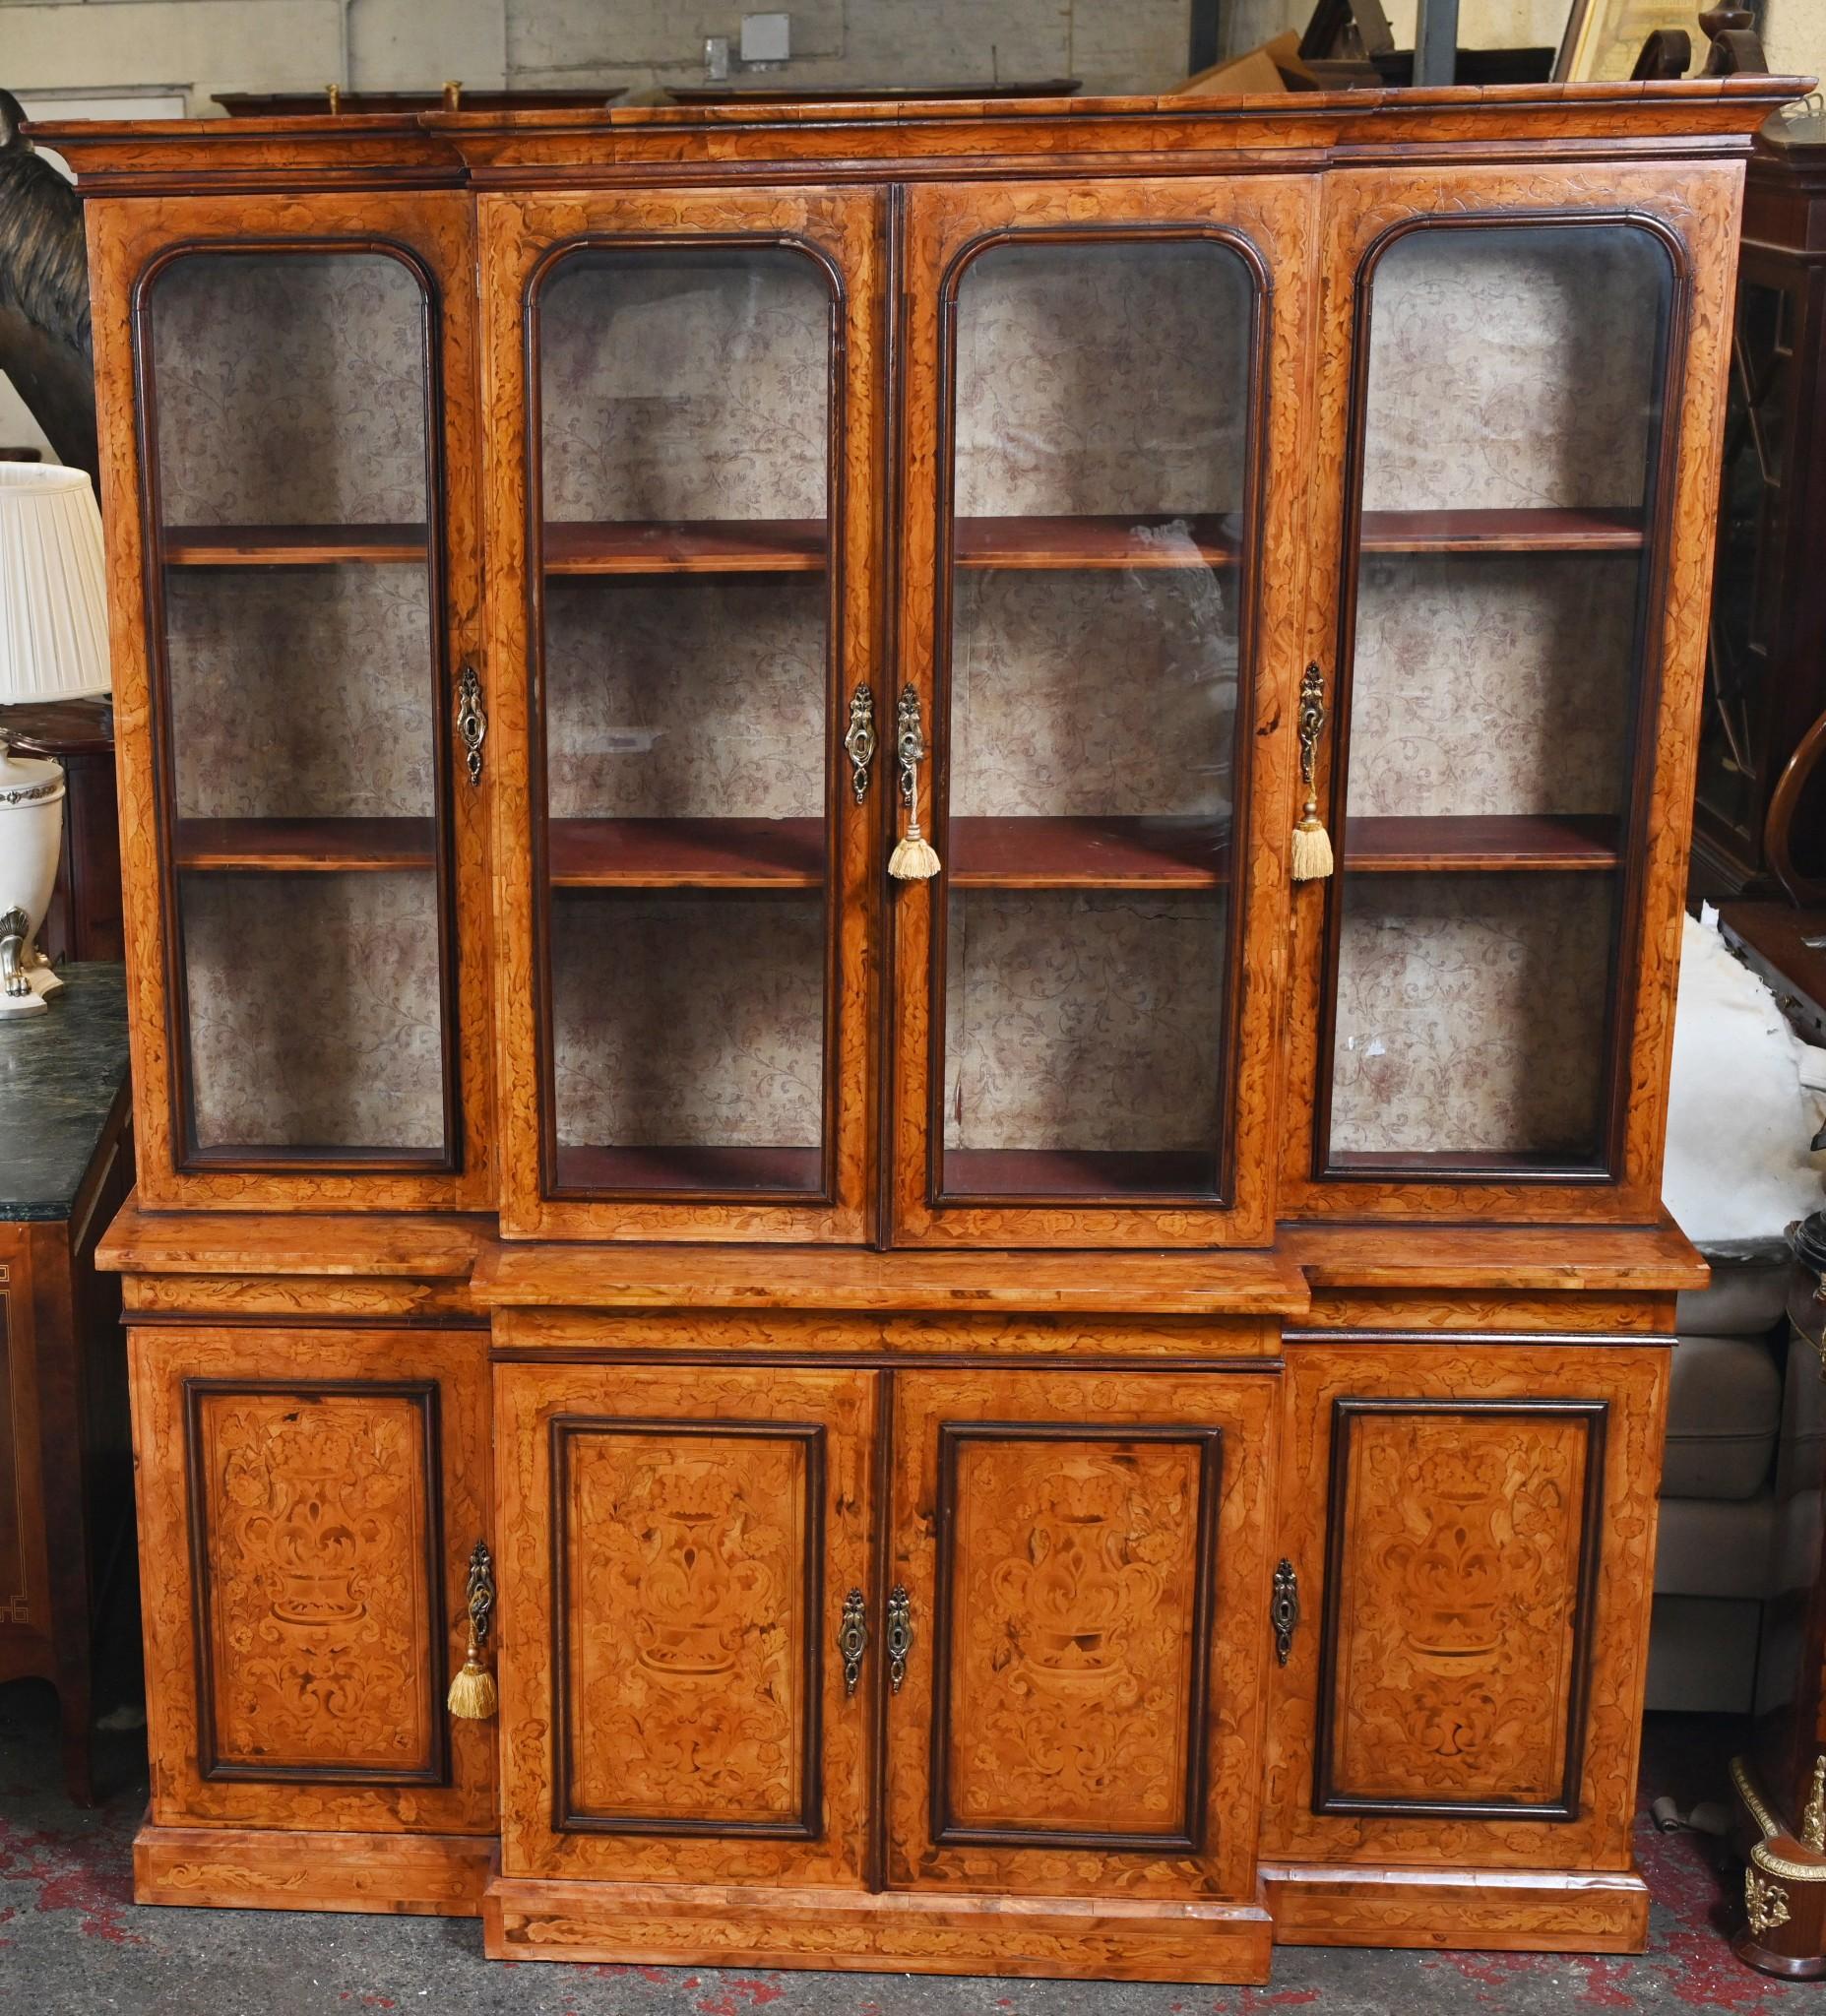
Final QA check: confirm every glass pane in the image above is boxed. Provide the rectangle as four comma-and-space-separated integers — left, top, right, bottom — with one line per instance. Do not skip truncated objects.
937, 237, 1254, 1203
535, 245, 832, 1196
1324, 222, 1673, 1175
147, 250, 448, 1165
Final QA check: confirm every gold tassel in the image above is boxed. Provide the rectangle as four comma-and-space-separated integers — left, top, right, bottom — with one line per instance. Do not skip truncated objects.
889, 823, 940, 882
447, 1645, 496, 1721
1291, 797, 1334, 882
1291, 662, 1334, 881
448, 1537, 497, 1721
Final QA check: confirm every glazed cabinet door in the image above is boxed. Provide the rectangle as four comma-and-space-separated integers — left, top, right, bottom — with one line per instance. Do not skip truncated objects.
1286, 163, 1743, 1222
884, 1368, 1276, 1900
1262, 1335, 1668, 1875
480, 188, 884, 1241
127, 1325, 494, 1833
888, 176, 1315, 1247
88, 192, 491, 1210
495, 1362, 875, 1887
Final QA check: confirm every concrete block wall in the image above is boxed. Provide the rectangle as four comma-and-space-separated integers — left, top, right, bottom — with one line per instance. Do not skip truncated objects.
2, 0, 1193, 111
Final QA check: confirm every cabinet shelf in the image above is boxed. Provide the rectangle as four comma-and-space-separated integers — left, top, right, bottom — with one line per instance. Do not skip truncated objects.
948, 816, 1230, 889
162, 524, 429, 566
173, 816, 436, 872
543, 520, 828, 575
942, 1148, 1218, 1199
954, 513, 1242, 570
553, 1143, 823, 1194
1357, 508, 1644, 554
1343, 813, 1621, 872
548, 817, 826, 889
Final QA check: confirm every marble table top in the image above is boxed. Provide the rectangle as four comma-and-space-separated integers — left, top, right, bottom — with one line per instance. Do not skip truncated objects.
0, 964, 130, 1222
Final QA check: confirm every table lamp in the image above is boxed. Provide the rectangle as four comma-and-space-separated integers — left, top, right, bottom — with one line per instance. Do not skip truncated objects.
0, 464, 110, 1014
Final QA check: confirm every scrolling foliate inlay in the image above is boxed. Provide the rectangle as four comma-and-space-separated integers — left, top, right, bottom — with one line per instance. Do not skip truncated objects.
197, 1388, 437, 1778
1325, 1407, 1597, 1809
945, 1435, 1207, 1838
562, 1427, 813, 1830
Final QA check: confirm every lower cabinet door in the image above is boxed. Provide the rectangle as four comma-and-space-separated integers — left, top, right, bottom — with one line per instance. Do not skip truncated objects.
496, 1362, 876, 1886
1262, 1335, 1668, 1871
885, 1367, 1277, 1900
129, 1324, 495, 1833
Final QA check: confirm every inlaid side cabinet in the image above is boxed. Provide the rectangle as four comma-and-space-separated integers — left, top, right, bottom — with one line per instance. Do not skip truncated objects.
45, 72, 1801, 1984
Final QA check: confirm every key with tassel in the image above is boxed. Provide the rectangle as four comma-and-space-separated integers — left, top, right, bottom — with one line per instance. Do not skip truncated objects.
889, 683, 940, 882
1291, 662, 1334, 882
447, 1537, 497, 1721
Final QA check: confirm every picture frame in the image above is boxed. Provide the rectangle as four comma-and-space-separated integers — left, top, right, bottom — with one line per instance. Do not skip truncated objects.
1554, 0, 1705, 81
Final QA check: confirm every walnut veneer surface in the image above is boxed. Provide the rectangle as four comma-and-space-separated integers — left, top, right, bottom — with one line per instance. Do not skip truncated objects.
46, 74, 1805, 1985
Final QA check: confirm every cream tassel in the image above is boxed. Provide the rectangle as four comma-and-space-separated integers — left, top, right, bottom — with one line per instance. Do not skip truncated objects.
447, 1539, 497, 1722
890, 684, 941, 881
1291, 796, 1334, 882
1291, 662, 1334, 881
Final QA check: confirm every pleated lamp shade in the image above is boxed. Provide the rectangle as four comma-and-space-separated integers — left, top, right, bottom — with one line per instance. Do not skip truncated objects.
0, 464, 110, 703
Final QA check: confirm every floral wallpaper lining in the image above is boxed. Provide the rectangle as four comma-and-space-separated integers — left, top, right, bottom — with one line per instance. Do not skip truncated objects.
1361, 225, 1668, 513
550, 894, 825, 1149
942, 890, 1227, 1154
950, 570, 1240, 823
181, 870, 446, 1152
539, 251, 830, 524
544, 577, 826, 821
1345, 555, 1637, 818
954, 239, 1253, 520
151, 252, 429, 528
166, 566, 435, 820
1327, 873, 1614, 1159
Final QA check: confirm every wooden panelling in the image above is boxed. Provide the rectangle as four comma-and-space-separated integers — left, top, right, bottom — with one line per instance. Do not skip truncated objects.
1316, 1397, 1604, 1818
887, 1367, 1275, 1900
482, 1873, 1275, 1981
130, 1325, 494, 1832
1262, 1337, 1669, 1872
1263, 1862, 1650, 1953
135, 1821, 490, 1917
495, 1362, 873, 1886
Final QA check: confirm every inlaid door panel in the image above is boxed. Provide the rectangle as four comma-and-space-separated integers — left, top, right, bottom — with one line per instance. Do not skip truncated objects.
495, 1362, 874, 1886
128, 1325, 493, 1833
886, 1368, 1276, 1899
1263, 1336, 1669, 1870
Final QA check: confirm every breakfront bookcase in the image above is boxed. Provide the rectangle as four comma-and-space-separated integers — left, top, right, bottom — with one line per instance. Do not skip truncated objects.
44, 73, 1801, 1984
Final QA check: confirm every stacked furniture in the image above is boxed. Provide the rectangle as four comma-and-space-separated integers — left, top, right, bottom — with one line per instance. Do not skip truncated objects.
40, 72, 1800, 1984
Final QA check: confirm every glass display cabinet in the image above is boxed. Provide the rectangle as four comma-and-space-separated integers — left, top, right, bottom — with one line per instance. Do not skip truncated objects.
48, 72, 1799, 1988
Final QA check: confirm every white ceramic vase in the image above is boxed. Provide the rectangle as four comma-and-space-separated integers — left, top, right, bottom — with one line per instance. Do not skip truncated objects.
0, 744, 66, 1015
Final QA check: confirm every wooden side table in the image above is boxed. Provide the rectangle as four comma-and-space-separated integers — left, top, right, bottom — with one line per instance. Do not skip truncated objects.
0, 964, 133, 1804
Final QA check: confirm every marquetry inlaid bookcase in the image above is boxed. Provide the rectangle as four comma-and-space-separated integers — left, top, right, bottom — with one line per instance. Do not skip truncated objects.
36, 72, 1803, 1984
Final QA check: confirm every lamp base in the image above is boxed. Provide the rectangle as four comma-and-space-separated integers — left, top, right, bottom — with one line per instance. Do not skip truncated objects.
0, 905, 61, 1016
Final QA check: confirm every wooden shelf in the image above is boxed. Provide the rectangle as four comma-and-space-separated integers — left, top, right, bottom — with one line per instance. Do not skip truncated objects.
954, 514, 1240, 570
543, 520, 827, 575
941, 1147, 1218, 1200
553, 1143, 823, 1194
174, 816, 435, 873
1343, 813, 1621, 873
162, 524, 428, 565
548, 818, 826, 889
1358, 507, 1644, 554
949, 816, 1229, 889
1327, 1147, 1602, 1175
